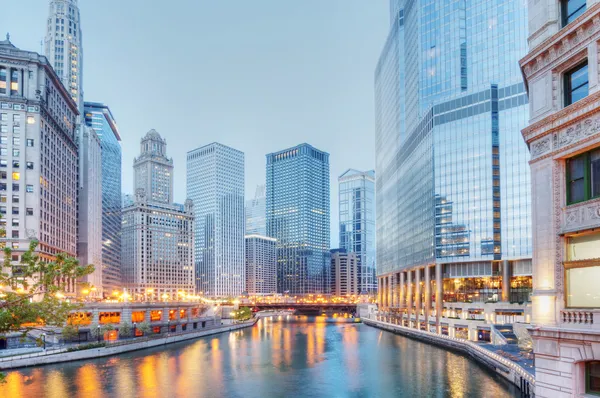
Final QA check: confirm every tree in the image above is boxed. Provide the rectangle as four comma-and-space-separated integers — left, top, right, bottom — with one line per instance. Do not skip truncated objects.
119, 322, 132, 338
233, 307, 252, 321
137, 321, 151, 336
61, 324, 80, 342
0, 240, 94, 337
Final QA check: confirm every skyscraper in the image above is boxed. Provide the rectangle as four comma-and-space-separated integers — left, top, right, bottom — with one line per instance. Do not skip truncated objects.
375, 1, 532, 332
121, 130, 195, 299
84, 102, 122, 295
338, 169, 376, 294
187, 143, 245, 297
245, 184, 266, 236
245, 234, 277, 295
134, 129, 173, 204
0, 37, 79, 295
45, 0, 103, 296
266, 144, 330, 295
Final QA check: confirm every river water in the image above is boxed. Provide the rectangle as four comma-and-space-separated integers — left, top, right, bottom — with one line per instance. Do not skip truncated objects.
0, 316, 518, 397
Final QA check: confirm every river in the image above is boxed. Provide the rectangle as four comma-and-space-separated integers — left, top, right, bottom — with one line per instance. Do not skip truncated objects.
0, 316, 518, 397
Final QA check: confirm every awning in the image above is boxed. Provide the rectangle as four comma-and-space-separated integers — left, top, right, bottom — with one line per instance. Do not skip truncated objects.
477, 326, 491, 330
468, 308, 484, 312
429, 321, 437, 325
454, 324, 468, 329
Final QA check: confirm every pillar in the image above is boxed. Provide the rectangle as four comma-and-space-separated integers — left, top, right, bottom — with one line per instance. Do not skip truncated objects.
399, 272, 406, 308
502, 260, 511, 302
392, 274, 398, 307
424, 265, 431, 321
407, 270, 413, 326
415, 268, 422, 328
435, 263, 443, 331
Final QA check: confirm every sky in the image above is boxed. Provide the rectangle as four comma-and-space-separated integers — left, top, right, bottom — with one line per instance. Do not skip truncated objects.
2, 0, 389, 247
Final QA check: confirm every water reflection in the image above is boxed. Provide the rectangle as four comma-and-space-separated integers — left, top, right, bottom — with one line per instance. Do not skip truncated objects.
0, 316, 518, 397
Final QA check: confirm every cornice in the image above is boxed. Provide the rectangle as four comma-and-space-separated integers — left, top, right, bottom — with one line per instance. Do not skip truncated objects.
520, 4, 600, 74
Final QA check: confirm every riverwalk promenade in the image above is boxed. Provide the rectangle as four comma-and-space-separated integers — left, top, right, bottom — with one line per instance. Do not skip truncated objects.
363, 316, 535, 395
0, 318, 258, 371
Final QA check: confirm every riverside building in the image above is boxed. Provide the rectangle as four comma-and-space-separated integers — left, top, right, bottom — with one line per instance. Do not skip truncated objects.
338, 169, 376, 294
187, 143, 245, 297
330, 249, 359, 297
266, 144, 330, 295
84, 102, 122, 294
121, 131, 195, 300
520, 0, 600, 396
375, 0, 533, 338
245, 234, 277, 295
0, 37, 79, 294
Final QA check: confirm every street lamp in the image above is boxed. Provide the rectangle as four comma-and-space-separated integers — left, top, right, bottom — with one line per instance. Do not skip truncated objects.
133, 322, 137, 338
167, 320, 170, 336
97, 325, 101, 343
41, 333, 46, 351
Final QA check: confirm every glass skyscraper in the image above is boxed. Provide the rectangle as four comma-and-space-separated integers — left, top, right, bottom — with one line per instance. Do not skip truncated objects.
187, 143, 245, 297
84, 102, 122, 294
266, 144, 330, 294
245, 184, 266, 236
338, 169, 376, 294
376, 1, 531, 310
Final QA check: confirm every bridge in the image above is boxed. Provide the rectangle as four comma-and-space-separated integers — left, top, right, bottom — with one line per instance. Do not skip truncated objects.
249, 302, 358, 316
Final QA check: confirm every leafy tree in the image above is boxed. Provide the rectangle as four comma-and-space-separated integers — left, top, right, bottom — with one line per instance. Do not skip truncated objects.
61, 324, 80, 342
233, 307, 252, 321
0, 240, 94, 335
119, 322, 132, 338
137, 321, 151, 336
0, 239, 94, 382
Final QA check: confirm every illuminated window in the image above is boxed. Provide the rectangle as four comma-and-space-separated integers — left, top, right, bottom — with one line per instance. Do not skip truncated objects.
566, 233, 600, 308
10, 70, 19, 95
0, 68, 6, 94
12, 172, 20, 181
26, 139, 33, 147
26, 116, 34, 124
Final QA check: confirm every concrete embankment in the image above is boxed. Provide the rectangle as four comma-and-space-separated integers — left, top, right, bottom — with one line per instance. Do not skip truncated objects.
363, 318, 535, 395
0, 319, 257, 371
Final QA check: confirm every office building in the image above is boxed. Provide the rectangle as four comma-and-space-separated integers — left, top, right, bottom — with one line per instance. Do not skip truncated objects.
266, 143, 330, 294
330, 249, 359, 296
375, 1, 532, 335
245, 184, 266, 236
84, 102, 122, 295
245, 234, 277, 295
187, 143, 245, 297
121, 130, 195, 299
46, 0, 104, 297
338, 169, 376, 294
0, 37, 78, 294
520, 1, 600, 396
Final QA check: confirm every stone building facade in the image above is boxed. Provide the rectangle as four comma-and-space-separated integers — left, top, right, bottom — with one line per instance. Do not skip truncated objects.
520, 1, 600, 396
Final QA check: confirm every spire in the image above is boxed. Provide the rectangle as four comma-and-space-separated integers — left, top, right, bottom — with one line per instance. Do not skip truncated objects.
5, 33, 9, 41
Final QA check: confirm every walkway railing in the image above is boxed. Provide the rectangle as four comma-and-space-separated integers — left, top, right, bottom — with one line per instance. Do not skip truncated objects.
367, 314, 535, 386
0, 319, 256, 363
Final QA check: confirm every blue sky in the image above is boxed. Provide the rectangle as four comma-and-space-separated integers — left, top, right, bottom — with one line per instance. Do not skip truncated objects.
2, 0, 388, 247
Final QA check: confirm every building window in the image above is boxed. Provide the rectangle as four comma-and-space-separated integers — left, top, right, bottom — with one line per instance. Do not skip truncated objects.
10, 70, 19, 96
25, 185, 32, 193
26, 116, 35, 125
12, 149, 19, 157
12, 207, 18, 215
564, 62, 589, 106
587, 361, 600, 395
26, 139, 34, 147
12, 137, 20, 146
565, 233, 600, 308
0, 68, 6, 95
12, 230, 18, 239
26, 208, 33, 216
11, 218, 18, 227
12, 161, 19, 168
26, 162, 33, 170
566, 148, 600, 204
562, 0, 586, 27
0, 160, 5, 168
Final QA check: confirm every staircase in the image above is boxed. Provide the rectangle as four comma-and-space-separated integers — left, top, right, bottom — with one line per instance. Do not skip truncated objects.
494, 324, 518, 344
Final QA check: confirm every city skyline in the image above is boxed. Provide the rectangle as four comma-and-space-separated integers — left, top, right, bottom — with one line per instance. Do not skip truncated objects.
2, 0, 387, 248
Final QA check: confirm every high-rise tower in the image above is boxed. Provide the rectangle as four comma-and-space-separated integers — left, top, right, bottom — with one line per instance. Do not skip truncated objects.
45, 0, 83, 111
84, 102, 122, 294
45, 0, 103, 297
245, 184, 266, 236
338, 169, 376, 294
187, 143, 245, 297
134, 130, 173, 205
266, 144, 330, 295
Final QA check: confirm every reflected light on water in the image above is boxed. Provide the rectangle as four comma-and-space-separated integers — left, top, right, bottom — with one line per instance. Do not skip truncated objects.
0, 316, 518, 398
